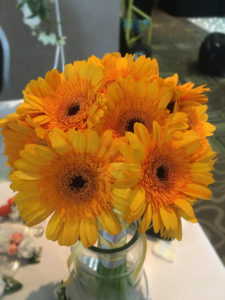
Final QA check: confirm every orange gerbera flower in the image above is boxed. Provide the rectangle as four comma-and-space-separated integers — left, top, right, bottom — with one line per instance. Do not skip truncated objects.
10, 128, 122, 247
112, 120, 215, 240
0, 112, 19, 127
181, 105, 216, 159
164, 74, 210, 112
182, 105, 215, 138
22, 62, 104, 131
162, 75, 216, 160
88, 76, 188, 137
0, 101, 42, 129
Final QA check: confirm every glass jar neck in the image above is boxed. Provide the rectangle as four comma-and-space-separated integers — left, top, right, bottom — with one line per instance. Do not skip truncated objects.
89, 223, 140, 254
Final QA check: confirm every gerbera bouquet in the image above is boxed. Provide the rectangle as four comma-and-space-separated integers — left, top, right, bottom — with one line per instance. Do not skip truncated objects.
0, 53, 216, 299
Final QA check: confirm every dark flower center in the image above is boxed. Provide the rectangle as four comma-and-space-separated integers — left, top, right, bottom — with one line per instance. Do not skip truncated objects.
167, 101, 175, 114
126, 118, 145, 133
69, 175, 87, 192
156, 166, 167, 181
67, 104, 80, 116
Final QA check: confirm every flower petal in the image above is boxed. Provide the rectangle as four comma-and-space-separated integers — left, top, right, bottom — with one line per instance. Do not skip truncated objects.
98, 210, 122, 235
58, 218, 80, 246
140, 204, 152, 233
46, 213, 64, 241
49, 128, 70, 154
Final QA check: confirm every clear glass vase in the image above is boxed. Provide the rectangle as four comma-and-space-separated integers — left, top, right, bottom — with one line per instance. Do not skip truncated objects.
67, 224, 150, 300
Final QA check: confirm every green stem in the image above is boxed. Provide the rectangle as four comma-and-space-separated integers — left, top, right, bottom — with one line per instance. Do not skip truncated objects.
96, 221, 128, 300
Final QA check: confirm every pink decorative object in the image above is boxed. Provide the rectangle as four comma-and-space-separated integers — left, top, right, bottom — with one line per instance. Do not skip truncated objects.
10, 232, 24, 245
7, 243, 18, 256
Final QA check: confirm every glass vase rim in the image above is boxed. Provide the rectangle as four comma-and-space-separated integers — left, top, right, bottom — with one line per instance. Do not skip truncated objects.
89, 223, 140, 254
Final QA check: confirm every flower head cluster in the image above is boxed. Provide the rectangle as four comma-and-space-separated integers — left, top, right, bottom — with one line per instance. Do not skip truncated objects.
0, 53, 216, 246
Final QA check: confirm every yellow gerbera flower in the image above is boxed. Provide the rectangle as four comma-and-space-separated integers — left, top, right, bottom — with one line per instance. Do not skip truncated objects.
88, 52, 159, 93
89, 76, 188, 137
1, 118, 46, 167
112, 120, 215, 240
10, 128, 122, 247
22, 61, 104, 131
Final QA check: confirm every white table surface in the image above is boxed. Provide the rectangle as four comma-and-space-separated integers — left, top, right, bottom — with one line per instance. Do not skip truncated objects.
0, 181, 224, 300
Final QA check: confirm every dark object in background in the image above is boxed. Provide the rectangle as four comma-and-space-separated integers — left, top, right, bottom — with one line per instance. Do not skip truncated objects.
146, 227, 163, 239
129, 42, 153, 58
158, 0, 225, 17
146, 227, 173, 241
119, 0, 154, 56
134, 0, 154, 18
0, 27, 10, 96
119, 17, 128, 56
199, 32, 225, 77
3, 274, 23, 295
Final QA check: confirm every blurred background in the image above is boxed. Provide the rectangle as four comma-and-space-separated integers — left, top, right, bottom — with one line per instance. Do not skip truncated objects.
0, 0, 225, 264
0, 0, 121, 100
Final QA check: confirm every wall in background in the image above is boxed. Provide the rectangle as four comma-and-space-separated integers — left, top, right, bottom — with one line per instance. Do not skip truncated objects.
0, 0, 120, 100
